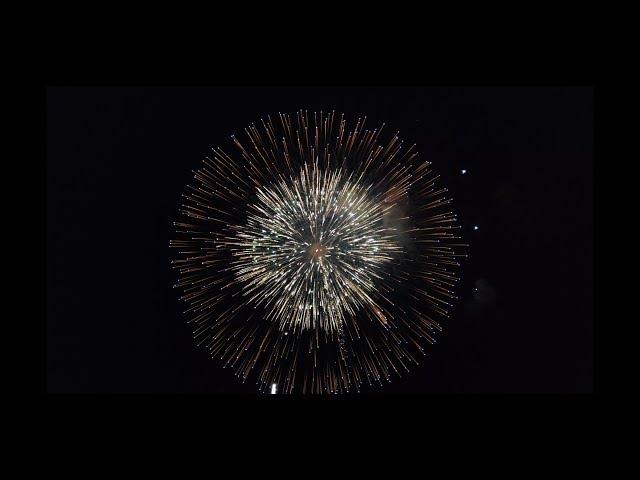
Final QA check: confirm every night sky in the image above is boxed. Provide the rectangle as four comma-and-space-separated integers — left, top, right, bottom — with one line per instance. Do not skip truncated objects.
46, 86, 593, 394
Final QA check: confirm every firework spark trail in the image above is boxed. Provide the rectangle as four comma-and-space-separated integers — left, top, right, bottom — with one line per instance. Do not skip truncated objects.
171, 110, 466, 394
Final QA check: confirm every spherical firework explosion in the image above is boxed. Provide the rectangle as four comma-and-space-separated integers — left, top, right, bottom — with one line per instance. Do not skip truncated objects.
171, 111, 466, 393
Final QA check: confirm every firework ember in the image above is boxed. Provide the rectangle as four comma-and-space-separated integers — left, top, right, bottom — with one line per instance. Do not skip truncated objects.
171, 111, 466, 394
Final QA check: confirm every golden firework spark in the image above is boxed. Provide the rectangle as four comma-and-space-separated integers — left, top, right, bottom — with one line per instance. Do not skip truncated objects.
171, 111, 466, 394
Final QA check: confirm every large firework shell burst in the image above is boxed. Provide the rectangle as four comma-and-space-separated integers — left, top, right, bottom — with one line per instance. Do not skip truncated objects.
171, 111, 466, 394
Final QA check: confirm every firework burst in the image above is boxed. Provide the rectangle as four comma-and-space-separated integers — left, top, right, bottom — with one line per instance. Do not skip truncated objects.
171, 111, 466, 393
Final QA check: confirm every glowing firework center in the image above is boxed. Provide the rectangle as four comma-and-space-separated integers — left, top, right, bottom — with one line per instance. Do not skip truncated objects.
230, 163, 399, 334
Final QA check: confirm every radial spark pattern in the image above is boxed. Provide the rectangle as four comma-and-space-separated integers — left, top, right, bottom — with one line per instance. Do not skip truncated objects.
232, 163, 399, 334
171, 111, 466, 393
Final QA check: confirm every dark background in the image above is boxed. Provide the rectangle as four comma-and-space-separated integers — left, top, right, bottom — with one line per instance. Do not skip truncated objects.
46, 86, 593, 394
